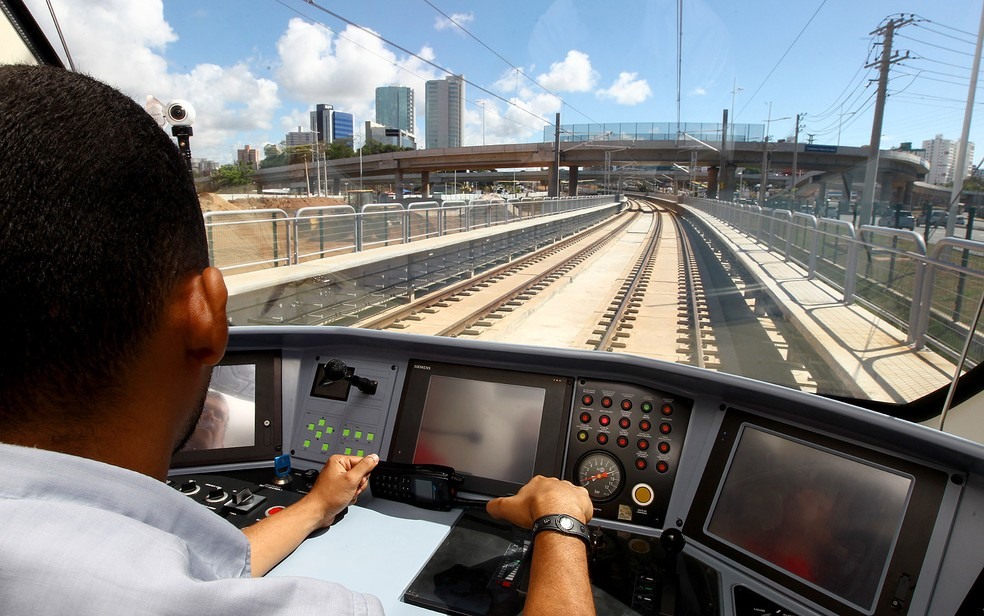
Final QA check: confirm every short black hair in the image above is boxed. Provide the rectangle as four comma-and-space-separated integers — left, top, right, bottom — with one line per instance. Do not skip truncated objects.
0, 65, 209, 426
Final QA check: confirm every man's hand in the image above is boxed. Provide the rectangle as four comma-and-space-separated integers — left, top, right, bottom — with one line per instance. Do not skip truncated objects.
486, 475, 593, 527
306, 453, 379, 527
243, 453, 378, 576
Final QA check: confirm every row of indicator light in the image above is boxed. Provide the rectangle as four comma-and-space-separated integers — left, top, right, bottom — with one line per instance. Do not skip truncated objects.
301, 418, 375, 456
577, 412, 673, 435
579, 395, 674, 416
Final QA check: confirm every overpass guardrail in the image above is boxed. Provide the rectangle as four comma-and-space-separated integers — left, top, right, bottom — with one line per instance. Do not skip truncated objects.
685, 196, 984, 367
203, 195, 612, 275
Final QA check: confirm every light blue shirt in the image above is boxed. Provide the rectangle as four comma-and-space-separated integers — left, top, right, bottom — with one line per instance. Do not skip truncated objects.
0, 443, 384, 615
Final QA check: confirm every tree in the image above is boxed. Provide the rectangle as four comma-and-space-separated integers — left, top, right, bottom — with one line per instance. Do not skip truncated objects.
326, 139, 356, 160
212, 163, 253, 190
260, 142, 288, 168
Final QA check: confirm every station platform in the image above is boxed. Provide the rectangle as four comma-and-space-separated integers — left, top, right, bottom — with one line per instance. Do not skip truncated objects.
683, 205, 955, 405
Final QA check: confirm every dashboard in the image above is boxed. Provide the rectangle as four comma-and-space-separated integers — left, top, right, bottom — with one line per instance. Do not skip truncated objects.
168, 325, 984, 616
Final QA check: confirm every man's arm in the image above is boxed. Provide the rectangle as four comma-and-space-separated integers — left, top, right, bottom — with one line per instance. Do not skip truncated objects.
242, 453, 379, 576
486, 475, 595, 616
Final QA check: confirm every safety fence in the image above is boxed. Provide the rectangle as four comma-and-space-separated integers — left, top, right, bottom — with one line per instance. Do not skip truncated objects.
686, 197, 984, 366
204, 195, 613, 275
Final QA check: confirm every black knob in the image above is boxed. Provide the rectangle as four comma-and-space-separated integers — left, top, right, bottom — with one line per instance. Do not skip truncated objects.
178, 480, 197, 493
660, 528, 686, 556
302, 468, 319, 481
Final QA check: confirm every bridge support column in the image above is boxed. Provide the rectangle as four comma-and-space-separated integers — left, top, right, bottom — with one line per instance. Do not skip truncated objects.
332, 177, 341, 195
878, 172, 893, 212
568, 166, 579, 196
707, 165, 720, 199
547, 163, 558, 197
421, 171, 431, 199
902, 179, 914, 209
395, 169, 405, 200
720, 164, 737, 202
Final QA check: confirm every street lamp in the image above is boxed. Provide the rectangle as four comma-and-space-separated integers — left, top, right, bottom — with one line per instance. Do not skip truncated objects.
759, 102, 790, 207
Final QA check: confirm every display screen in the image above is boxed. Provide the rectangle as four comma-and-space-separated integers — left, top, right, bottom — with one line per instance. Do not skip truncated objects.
413, 375, 546, 486
181, 363, 257, 451
389, 360, 573, 496
170, 351, 282, 468
706, 424, 913, 612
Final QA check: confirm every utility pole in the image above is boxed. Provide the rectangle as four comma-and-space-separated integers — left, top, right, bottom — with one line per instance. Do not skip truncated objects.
553, 112, 561, 197
858, 15, 913, 227
792, 113, 804, 207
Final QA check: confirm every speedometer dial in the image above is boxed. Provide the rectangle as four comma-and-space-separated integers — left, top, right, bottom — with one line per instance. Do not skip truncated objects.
575, 451, 624, 502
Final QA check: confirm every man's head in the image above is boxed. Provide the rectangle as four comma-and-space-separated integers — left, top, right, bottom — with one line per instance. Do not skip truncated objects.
0, 65, 222, 450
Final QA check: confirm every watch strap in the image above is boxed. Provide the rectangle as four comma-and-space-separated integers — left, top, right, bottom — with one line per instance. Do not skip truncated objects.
531, 514, 591, 548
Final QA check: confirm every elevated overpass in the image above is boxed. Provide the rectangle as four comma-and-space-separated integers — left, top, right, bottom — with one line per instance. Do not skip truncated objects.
245, 140, 928, 207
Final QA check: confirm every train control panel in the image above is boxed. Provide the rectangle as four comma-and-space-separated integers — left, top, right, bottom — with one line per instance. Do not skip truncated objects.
167, 326, 984, 616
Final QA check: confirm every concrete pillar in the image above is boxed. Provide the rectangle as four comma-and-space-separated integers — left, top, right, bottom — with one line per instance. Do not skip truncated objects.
547, 164, 558, 197
395, 169, 405, 200
421, 171, 430, 199
902, 180, 914, 209
707, 165, 720, 199
878, 172, 893, 210
568, 166, 579, 196
332, 177, 341, 195
720, 164, 737, 202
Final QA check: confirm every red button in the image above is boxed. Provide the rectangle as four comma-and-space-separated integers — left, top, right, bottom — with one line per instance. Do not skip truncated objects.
639, 420, 652, 432
601, 397, 613, 408
616, 436, 629, 448
656, 461, 669, 473
619, 417, 631, 429
621, 399, 633, 411
599, 415, 611, 426
637, 439, 650, 451
658, 441, 671, 454
661, 404, 673, 416
581, 394, 594, 406
659, 422, 672, 434
635, 459, 648, 470
265, 506, 285, 516
579, 412, 592, 424
597, 433, 609, 445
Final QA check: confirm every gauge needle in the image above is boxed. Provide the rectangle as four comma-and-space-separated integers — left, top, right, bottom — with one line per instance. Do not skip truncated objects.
583, 471, 609, 484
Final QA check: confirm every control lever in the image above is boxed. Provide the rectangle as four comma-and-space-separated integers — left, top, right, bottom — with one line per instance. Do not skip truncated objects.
319, 358, 378, 395
659, 528, 686, 616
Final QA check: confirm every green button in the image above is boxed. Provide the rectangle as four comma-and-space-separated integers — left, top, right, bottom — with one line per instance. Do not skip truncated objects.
321, 443, 330, 452
318, 419, 326, 427
344, 447, 352, 455
355, 430, 363, 440
641, 402, 653, 413
327, 426, 334, 434
303, 439, 311, 448
367, 432, 375, 442
307, 423, 315, 431
357, 449, 365, 457
315, 431, 322, 439
343, 428, 351, 437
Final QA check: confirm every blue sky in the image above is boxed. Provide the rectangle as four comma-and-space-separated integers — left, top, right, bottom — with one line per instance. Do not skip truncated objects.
24, 0, 984, 165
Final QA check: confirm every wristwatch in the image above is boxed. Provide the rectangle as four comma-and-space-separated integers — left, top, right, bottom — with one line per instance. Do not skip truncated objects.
531, 514, 591, 548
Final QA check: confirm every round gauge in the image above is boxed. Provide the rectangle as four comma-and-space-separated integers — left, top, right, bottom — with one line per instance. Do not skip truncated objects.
575, 451, 625, 502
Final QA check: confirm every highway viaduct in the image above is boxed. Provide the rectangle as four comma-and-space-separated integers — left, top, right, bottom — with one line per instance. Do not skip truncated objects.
242, 139, 929, 209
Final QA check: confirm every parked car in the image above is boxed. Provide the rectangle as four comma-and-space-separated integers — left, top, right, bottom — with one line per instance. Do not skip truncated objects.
878, 212, 916, 230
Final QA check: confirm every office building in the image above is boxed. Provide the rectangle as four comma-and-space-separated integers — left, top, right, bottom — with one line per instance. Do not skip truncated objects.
922, 134, 975, 186
364, 121, 417, 150
375, 86, 415, 136
310, 104, 354, 144
425, 75, 464, 149
285, 127, 318, 148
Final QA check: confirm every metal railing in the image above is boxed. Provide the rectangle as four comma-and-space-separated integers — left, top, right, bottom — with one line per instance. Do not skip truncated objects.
206, 195, 615, 273
686, 196, 984, 366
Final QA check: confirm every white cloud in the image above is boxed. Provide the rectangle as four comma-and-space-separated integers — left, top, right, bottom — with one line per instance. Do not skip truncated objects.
596, 72, 652, 105
35, 0, 281, 162
536, 50, 597, 93
434, 12, 474, 33
275, 19, 441, 137
691, 86, 708, 96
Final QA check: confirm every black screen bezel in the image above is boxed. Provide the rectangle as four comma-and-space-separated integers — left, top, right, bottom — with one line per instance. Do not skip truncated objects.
387, 359, 574, 497
170, 350, 282, 468
684, 408, 948, 616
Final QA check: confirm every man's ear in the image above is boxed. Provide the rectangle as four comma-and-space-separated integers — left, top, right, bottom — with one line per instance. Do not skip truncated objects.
182, 266, 229, 365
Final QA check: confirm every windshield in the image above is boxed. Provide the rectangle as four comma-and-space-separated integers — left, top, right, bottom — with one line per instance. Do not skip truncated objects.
13, 0, 984, 440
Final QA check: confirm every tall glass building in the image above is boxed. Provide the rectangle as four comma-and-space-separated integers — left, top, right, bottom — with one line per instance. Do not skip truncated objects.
425, 75, 464, 149
375, 86, 415, 136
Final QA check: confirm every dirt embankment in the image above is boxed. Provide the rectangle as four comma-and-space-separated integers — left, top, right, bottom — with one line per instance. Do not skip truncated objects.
199, 193, 346, 215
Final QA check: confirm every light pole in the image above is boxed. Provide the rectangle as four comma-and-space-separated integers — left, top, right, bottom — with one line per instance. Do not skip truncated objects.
759, 102, 790, 207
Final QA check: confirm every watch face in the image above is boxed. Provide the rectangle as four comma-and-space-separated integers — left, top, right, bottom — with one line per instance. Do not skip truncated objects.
559, 516, 575, 531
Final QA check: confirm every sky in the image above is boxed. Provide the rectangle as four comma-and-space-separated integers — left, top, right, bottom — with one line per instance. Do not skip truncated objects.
21, 0, 984, 165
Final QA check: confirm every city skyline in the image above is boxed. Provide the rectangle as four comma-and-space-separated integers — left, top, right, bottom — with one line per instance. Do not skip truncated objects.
22, 0, 984, 167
